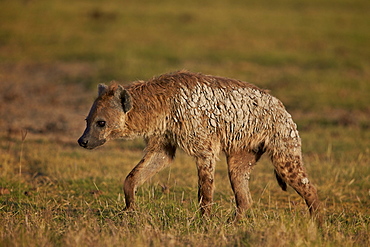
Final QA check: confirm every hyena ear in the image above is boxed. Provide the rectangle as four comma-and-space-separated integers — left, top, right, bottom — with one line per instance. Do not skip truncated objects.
115, 85, 133, 113
98, 84, 108, 97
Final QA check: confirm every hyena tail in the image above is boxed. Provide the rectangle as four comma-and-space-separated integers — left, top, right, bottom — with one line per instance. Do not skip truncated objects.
274, 169, 287, 191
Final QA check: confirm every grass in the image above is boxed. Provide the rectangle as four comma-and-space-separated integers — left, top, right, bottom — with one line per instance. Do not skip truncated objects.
1, 0, 369, 246
1, 128, 369, 246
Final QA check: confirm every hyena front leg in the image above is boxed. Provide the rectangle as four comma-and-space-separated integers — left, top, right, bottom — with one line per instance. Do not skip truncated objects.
196, 156, 216, 216
123, 138, 176, 210
226, 150, 261, 219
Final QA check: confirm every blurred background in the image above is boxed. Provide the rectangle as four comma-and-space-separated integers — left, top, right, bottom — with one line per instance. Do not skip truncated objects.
0, 0, 369, 141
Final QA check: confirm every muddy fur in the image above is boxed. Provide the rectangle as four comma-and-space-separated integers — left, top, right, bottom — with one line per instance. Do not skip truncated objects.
78, 70, 321, 222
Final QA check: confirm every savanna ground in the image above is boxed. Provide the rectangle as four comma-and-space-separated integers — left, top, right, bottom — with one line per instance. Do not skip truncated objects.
0, 0, 369, 246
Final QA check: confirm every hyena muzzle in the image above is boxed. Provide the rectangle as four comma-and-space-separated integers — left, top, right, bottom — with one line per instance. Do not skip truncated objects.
78, 71, 321, 222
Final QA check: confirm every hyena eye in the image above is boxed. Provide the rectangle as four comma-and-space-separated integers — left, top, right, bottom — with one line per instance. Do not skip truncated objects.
97, 121, 106, 128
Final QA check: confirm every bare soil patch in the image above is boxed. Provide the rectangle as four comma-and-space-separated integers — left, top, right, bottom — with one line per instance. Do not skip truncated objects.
0, 63, 94, 143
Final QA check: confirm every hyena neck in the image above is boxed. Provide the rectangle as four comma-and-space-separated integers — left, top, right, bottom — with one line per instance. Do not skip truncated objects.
123, 83, 171, 138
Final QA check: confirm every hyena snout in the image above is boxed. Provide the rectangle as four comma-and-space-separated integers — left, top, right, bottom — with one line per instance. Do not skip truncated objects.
78, 136, 89, 148
77, 134, 106, 149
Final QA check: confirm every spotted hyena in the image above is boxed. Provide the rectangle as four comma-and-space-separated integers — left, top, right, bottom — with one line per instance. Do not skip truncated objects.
78, 71, 320, 221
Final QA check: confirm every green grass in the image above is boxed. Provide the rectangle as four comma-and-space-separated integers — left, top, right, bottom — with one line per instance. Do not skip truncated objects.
1, 0, 369, 246
1, 128, 369, 246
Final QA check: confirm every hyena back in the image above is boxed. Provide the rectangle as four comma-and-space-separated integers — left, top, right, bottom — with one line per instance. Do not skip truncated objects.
78, 71, 320, 221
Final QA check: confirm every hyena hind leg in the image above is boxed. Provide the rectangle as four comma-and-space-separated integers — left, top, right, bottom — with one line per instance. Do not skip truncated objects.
273, 157, 321, 223
226, 150, 263, 220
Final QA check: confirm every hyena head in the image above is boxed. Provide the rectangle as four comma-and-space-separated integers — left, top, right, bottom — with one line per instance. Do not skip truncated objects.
78, 83, 132, 149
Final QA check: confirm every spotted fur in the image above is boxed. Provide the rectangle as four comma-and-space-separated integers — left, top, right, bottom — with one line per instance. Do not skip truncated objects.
78, 71, 321, 222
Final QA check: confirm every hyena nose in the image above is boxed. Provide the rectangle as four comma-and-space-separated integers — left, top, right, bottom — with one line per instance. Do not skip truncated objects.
78, 137, 88, 148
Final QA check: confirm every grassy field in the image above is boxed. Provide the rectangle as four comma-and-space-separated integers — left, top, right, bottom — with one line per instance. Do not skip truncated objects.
1, 0, 369, 246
